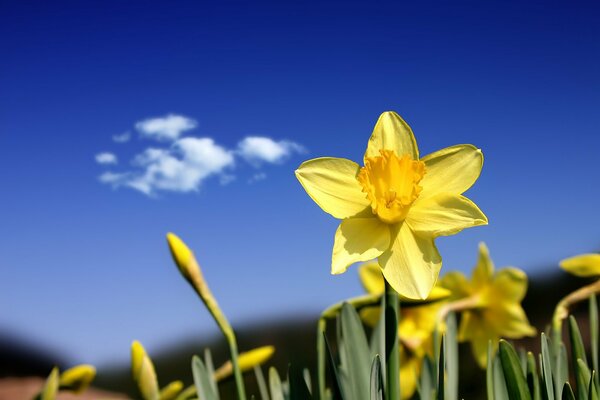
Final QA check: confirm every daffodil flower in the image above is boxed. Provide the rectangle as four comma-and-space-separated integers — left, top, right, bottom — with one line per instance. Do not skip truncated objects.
440, 243, 536, 367
296, 111, 487, 299
359, 262, 447, 399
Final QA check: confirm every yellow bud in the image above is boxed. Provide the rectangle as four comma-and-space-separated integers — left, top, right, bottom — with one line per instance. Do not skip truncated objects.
131, 341, 159, 400
166, 233, 195, 280
159, 380, 184, 400
560, 253, 600, 277
41, 367, 60, 400
214, 346, 275, 381
59, 364, 96, 393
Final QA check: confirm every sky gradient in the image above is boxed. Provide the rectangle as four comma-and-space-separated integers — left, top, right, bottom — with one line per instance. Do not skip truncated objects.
1, 0, 599, 366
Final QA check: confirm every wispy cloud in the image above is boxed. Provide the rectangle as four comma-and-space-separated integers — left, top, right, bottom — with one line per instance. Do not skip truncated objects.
238, 137, 305, 165
135, 114, 197, 141
112, 132, 131, 143
95, 152, 118, 165
248, 172, 267, 184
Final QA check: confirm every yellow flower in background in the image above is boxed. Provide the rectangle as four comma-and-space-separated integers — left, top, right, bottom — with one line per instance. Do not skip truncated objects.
131, 340, 160, 400
560, 253, 600, 277
440, 243, 536, 367
359, 262, 447, 399
296, 111, 487, 299
59, 364, 96, 393
214, 346, 275, 381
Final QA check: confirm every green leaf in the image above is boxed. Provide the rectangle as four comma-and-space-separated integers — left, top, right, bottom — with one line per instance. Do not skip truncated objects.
369, 295, 387, 389
341, 302, 371, 400
576, 359, 591, 400
563, 383, 576, 400
419, 355, 435, 400
499, 340, 532, 400
589, 371, 599, 400
487, 341, 495, 400
558, 343, 569, 398
204, 348, 219, 399
541, 333, 554, 400
590, 294, 599, 390
289, 364, 312, 400
192, 355, 218, 400
384, 286, 400, 400
541, 333, 556, 400
370, 355, 384, 400
569, 316, 588, 368
494, 354, 510, 400
527, 352, 542, 400
437, 336, 445, 400
269, 368, 284, 400
323, 333, 344, 400
255, 366, 270, 400
445, 313, 458, 400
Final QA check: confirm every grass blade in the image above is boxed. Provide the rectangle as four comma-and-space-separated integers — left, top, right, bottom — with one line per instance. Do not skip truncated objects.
590, 294, 599, 389
445, 312, 458, 400
341, 302, 371, 400
269, 368, 284, 400
542, 333, 556, 400
527, 352, 542, 400
437, 336, 445, 400
563, 383, 576, 400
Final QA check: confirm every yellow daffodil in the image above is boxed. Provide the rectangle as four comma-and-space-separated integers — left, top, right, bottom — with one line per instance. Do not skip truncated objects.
214, 346, 275, 381
296, 111, 487, 299
131, 340, 160, 400
359, 262, 447, 399
560, 253, 600, 277
440, 243, 536, 367
59, 364, 96, 393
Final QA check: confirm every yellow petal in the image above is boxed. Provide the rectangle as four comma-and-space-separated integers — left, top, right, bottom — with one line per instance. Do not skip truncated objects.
407, 193, 487, 237
486, 304, 536, 339
59, 364, 96, 393
214, 346, 275, 381
295, 157, 370, 219
358, 262, 385, 295
489, 267, 528, 302
364, 111, 418, 162
379, 224, 441, 299
439, 271, 471, 300
458, 312, 493, 368
472, 242, 494, 287
399, 353, 420, 400
419, 144, 483, 199
332, 218, 390, 274
359, 307, 382, 327
560, 253, 600, 277
166, 233, 195, 282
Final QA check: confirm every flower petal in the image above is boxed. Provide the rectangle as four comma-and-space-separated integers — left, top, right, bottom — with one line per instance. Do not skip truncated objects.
489, 267, 528, 302
295, 157, 370, 219
358, 262, 385, 295
379, 224, 441, 300
439, 271, 472, 300
486, 304, 536, 339
560, 253, 600, 277
458, 312, 495, 368
364, 111, 418, 162
419, 144, 483, 199
332, 218, 390, 274
471, 242, 494, 287
407, 193, 488, 237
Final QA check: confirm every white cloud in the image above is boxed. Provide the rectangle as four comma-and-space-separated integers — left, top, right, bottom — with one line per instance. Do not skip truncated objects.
95, 152, 118, 165
237, 136, 305, 165
135, 114, 197, 141
112, 132, 131, 143
99, 138, 234, 196
248, 172, 267, 184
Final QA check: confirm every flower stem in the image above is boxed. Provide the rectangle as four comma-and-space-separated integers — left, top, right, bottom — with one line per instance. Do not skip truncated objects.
316, 316, 326, 400
185, 256, 247, 400
385, 281, 400, 400
552, 279, 600, 330
437, 295, 482, 324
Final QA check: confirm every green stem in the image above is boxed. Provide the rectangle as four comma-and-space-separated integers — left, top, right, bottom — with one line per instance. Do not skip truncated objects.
317, 316, 326, 400
385, 282, 400, 400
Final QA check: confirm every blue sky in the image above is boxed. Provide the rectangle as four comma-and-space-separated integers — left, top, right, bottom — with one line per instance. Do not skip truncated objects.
1, 0, 599, 366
